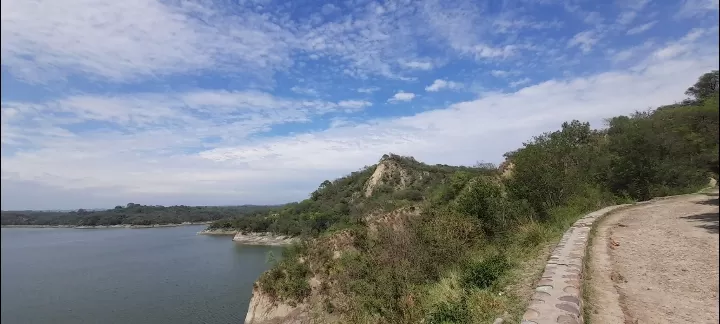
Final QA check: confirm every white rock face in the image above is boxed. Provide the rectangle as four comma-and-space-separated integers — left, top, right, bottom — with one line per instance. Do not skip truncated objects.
232, 232, 297, 246
244, 287, 308, 324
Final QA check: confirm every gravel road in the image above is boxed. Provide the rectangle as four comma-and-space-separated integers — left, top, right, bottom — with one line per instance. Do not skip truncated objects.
586, 189, 719, 324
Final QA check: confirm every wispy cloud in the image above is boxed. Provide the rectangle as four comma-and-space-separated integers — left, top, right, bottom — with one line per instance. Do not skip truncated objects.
2, 0, 719, 209
627, 21, 657, 35
472, 44, 517, 59
676, 0, 720, 18
0, 0, 294, 83
1, 90, 373, 153
387, 91, 416, 103
490, 70, 516, 78
338, 100, 373, 109
616, 0, 651, 25
568, 30, 599, 53
291, 86, 319, 96
357, 87, 380, 94
7, 38, 710, 209
425, 79, 463, 92
399, 60, 433, 70
509, 78, 532, 88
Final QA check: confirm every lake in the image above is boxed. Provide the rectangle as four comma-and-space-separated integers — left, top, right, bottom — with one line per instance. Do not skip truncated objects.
1, 226, 282, 324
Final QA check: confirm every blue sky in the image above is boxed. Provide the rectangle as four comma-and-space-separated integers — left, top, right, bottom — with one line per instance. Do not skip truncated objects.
1, 0, 718, 210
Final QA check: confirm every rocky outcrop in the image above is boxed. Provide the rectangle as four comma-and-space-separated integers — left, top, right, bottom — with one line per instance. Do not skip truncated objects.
244, 287, 310, 324
363, 155, 427, 197
197, 228, 238, 235
364, 160, 389, 197
233, 232, 297, 246
499, 161, 515, 178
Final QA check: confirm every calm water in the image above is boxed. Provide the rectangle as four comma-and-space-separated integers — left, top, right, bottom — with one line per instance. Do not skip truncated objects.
1, 226, 281, 324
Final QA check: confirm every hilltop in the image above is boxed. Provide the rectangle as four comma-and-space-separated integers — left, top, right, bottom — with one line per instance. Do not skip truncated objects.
207, 153, 495, 236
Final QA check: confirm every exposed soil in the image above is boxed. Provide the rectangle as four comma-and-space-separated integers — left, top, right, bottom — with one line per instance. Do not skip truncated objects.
586, 190, 720, 324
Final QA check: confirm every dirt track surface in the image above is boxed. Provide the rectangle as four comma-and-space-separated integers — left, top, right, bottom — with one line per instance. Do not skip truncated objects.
587, 190, 719, 324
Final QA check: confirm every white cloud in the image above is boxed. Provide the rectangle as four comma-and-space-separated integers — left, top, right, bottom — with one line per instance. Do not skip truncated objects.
2, 36, 718, 209
568, 30, 599, 53
0, 90, 372, 154
0, 0, 294, 83
617, 11, 638, 25
473, 44, 517, 59
627, 21, 657, 35
616, 0, 651, 25
291, 86, 319, 96
491, 70, 511, 77
387, 92, 416, 103
492, 17, 563, 33
2, 1, 720, 209
611, 41, 656, 63
650, 28, 711, 61
677, 0, 719, 18
583, 11, 604, 25
425, 79, 463, 92
357, 87, 380, 94
0, 0, 609, 85
338, 100, 372, 109
399, 60, 433, 70
510, 78, 532, 88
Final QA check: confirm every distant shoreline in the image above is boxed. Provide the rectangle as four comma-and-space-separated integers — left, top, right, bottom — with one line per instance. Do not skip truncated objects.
1, 221, 213, 229
197, 228, 239, 235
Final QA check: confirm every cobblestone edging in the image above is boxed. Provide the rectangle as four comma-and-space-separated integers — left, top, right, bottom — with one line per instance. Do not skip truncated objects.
521, 204, 631, 324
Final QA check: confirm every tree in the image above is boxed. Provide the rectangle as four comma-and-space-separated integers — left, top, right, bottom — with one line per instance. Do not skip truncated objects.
685, 70, 719, 101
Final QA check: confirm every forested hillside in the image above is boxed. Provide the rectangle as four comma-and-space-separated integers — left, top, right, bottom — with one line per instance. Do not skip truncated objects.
247, 70, 719, 324
208, 154, 496, 235
1, 204, 280, 226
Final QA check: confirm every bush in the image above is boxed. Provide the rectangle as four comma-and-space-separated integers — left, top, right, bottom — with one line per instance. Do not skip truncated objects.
257, 259, 311, 305
462, 254, 511, 290
393, 189, 425, 201
427, 299, 470, 324
454, 178, 502, 215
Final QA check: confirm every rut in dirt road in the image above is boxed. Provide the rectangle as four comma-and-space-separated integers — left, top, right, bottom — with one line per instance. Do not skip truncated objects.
586, 190, 720, 324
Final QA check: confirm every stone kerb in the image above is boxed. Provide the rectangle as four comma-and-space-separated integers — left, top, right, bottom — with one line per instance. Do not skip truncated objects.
521, 204, 630, 324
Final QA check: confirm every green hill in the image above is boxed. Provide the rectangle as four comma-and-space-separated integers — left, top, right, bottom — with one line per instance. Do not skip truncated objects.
208, 153, 496, 236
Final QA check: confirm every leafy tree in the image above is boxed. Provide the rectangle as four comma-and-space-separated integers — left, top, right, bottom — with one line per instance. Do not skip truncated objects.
685, 70, 719, 102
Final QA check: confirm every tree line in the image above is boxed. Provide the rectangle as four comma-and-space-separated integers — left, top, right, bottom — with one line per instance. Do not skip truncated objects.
1, 203, 280, 226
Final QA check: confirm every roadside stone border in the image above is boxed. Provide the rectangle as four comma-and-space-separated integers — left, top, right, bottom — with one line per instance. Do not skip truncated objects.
521, 204, 630, 324
520, 187, 717, 324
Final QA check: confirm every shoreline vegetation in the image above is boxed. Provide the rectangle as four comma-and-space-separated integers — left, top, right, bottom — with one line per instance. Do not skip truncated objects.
1, 204, 279, 228
2, 221, 213, 229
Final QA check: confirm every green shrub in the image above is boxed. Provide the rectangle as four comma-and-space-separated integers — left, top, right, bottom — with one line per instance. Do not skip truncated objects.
462, 254, 511, 290
393, 189, 425, 201
257, 259, 311, 305
427, 299, 470, 324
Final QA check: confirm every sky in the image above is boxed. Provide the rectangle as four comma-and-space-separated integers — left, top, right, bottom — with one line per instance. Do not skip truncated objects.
1, 0, 718, 210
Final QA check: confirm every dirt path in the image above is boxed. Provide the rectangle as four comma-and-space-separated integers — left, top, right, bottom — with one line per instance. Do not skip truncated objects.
586, 190, 719, 324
